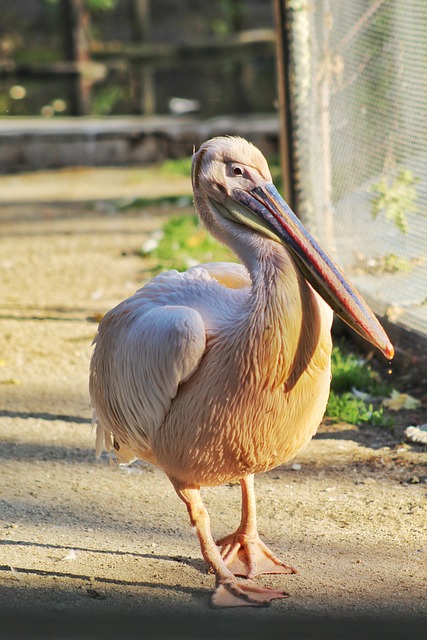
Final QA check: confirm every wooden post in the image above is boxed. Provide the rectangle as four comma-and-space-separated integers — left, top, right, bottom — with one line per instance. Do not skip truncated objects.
61, 0, 91, 115
273, 0, 295, 210
133, 0, 151, 41
132, 0, 155, 115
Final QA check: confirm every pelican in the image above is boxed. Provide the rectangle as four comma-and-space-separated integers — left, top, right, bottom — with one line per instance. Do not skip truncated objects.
90, 136, 393, 608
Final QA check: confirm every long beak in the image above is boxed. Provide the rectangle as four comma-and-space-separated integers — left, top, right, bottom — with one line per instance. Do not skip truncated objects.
233, 183, 394, 360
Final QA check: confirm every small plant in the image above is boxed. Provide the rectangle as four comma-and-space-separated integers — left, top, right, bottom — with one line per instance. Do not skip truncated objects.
326, 345, 394, 427
370, 168, 419, 234
330, 346, 391, 396
326, 391, 393, 428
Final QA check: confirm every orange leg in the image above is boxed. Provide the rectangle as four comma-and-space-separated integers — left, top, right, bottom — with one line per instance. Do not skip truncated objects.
216, 475, 297, 579
172, 480, 289, 608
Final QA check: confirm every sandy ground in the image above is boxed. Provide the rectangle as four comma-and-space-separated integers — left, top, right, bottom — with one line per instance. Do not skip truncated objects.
0, 170, 426, 638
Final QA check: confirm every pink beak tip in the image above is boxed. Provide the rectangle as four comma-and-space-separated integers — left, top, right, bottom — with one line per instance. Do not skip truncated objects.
384, 343, 395, 360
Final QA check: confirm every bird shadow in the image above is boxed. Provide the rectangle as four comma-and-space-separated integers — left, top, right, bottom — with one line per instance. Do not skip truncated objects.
0, 538, 209, 607
0, 563, 208, 602
313, 425, 400, 450
0, 409, 90, 425
0, 539, 206, 575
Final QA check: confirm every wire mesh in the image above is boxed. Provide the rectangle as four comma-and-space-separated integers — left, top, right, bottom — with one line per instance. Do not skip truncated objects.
286, 0, 427, 342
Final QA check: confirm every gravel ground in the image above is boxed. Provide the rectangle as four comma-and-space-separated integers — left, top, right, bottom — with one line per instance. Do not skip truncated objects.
0, 170, 426, 639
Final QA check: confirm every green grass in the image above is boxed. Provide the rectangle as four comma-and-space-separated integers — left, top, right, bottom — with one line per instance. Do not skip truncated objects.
158, 157, 193, 177
119, 194, 193, 211
140, 213, 234, 273
266, 154, 283, 190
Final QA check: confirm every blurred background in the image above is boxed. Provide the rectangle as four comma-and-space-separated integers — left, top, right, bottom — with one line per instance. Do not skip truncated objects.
0, 0, 426, 356
0, 0, 276, 118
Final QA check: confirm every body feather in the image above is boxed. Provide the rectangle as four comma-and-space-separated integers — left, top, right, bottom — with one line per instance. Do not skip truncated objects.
90, 255, 332, 482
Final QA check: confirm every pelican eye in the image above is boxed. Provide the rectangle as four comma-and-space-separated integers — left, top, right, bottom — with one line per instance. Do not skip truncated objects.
226, 161, 249, 180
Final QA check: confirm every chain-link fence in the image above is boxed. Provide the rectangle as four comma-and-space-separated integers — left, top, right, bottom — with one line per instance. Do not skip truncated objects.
286, 0, 427, 348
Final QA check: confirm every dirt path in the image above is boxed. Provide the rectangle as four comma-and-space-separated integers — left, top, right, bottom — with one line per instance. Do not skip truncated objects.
0, 173, 426, 636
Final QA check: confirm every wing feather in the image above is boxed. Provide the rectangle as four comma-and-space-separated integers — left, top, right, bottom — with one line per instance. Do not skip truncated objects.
189, 262, 250, 290
90, 297, 206, 462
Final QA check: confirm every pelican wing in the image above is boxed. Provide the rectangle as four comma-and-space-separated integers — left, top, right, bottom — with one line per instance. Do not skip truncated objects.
189, 262, 251, 289
90, 292, 206, 462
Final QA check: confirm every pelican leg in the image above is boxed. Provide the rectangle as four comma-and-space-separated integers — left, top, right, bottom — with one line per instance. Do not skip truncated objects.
172, 481, 289, 608
216, 475, 297, 579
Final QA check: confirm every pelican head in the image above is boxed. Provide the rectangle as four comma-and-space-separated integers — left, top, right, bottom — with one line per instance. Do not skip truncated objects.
192, 136, 394, 360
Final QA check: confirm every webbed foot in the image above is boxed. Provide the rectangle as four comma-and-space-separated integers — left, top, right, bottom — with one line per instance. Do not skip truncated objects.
216, 532, 297, 579
212, 576, 289, 608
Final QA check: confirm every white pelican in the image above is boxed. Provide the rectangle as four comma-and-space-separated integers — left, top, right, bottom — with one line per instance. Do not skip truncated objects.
90, 136, 393, 608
